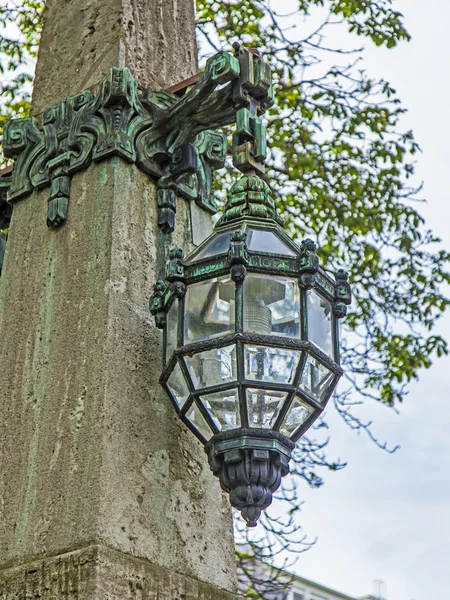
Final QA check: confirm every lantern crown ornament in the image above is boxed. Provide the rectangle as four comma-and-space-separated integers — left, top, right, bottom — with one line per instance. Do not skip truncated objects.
217, 175, 284, 227
149, 47, 351, 527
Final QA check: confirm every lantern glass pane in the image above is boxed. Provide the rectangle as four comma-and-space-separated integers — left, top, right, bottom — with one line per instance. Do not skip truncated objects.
187, 231, 231, 263
247, 228, 296, 257
167, 362, 190, 409
184, 275, 235, 344
243, 275, 300, 337
307, 290, 333, 357
244, 345, 299, 385
246, 388, 288, 429
184, 345, 237, 389
166, 299, 179, 362
199, 389, 240, 431
185, 402, 214, 441
280, 396, 314, 437
300, 355, 335, 403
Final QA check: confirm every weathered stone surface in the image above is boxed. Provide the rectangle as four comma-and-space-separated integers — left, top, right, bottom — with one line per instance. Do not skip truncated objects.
0, 160, 236, 591
0, 545, 238, 599
31, 0, 198, 116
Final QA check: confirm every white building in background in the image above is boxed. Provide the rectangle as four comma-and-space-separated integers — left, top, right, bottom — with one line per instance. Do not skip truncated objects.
286, 574, 383, 600
236, 551, 386, 600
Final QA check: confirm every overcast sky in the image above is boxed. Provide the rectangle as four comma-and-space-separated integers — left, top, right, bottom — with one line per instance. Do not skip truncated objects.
280, 1, 450, 599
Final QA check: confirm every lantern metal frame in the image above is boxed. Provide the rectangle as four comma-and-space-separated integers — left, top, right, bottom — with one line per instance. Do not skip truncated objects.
150, 175, 351, 526
162, 333, 341, 443
148, 43, 351, 527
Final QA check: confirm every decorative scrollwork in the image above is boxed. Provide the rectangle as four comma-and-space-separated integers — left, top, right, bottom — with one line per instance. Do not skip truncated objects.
228, 230, 249, 266
149, 280, 169, 328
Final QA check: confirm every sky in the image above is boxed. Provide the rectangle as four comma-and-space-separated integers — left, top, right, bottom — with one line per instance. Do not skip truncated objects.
277, 1, 450, 599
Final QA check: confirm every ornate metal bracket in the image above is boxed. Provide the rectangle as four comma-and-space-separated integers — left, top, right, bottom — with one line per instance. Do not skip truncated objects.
1, 44, 274, 232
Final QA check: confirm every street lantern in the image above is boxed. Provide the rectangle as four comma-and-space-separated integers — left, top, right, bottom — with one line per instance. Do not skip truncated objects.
150, 173, 351, 527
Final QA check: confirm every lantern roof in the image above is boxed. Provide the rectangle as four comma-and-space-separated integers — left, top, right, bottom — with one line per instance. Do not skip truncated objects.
185, 174, 299, 266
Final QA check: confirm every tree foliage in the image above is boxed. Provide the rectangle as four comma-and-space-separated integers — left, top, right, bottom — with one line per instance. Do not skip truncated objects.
1, 0, 449, 593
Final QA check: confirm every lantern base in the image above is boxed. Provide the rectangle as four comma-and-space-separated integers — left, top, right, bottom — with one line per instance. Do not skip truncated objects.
205, 428, 295, 527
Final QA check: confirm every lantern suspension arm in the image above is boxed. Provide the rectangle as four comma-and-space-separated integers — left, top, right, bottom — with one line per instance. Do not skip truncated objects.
163, 42, 274, 173
152, 42, 274, 232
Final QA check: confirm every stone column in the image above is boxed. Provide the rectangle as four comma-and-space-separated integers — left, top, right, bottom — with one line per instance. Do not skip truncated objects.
0, 1, 237, 598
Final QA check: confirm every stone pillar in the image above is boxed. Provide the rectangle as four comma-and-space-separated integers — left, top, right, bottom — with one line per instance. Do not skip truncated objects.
0, 1, 237, 598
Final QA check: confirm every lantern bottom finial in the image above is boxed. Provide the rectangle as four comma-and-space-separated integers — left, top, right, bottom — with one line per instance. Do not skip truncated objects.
205, 428, 295, 526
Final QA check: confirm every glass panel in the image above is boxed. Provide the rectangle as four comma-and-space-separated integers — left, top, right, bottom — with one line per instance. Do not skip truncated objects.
185, 345, 237, 389
166, 362, 190, 409
187, 231, 231, 263
247, 228, 296, 257
184, 276, 235, 343
244, 345, 299, 385
299, 354, 335, 403
243, 274, 300, 337
200, 389, 240, 431
280, 396, 314, 437
185, 402, 214, 440
307, 290, 333, 357
246, 388, 288, 429
334, 318, 341, 364
165, 299, 179, 362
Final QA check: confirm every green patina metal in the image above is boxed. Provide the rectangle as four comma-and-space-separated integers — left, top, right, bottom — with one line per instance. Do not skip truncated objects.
1, 36, 352, 526
1, 44, 274, 231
